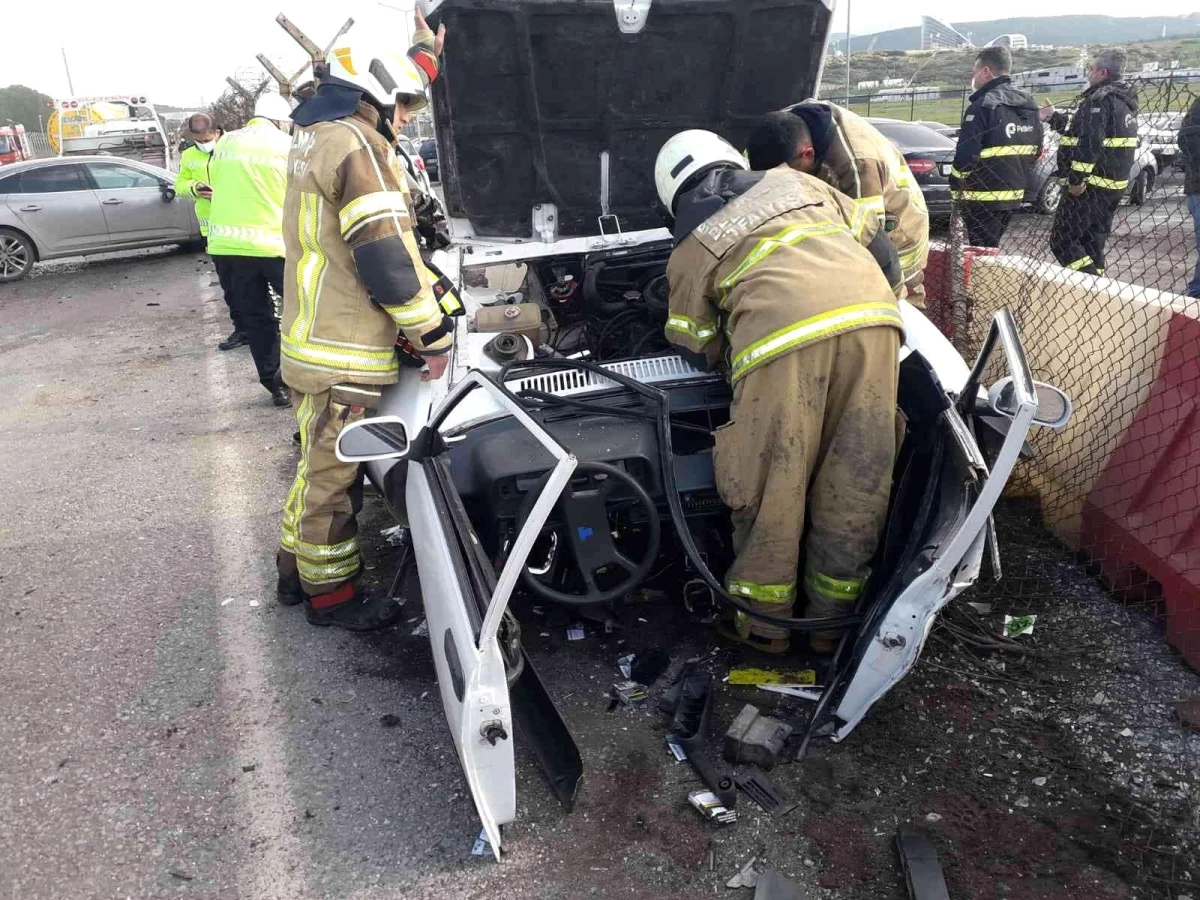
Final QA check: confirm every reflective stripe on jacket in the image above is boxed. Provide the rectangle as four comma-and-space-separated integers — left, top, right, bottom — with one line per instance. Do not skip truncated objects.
175, 144, 214, 237
280, 102, 452, 395
1051, 79, 1139, 191
207, 118, 289, 257
797, 102, 930, 295
665, 166, 904, 384
950, 76, 1042, 207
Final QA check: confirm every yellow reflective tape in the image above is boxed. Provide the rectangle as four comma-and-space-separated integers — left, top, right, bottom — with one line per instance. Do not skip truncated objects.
1103, 137, 1138, 147
1070, 160, 1096, 173
979, 144, 1038, 158
293, 536, 359, 562
896, 238, 928, 272
298, 556, 361, 585
1060, 136, 1080, 147
281, 335, 399, 372
1086, 175, 1128, 190
728, 579, 797, 604
855, 195, 886, 214
848, 202, 873, 240
949, 166, 970, 179
384, 295, 441, 327
804, 569, 866, 601
1067, 255, 1094, 271
719, 221, 850, 304
289, 192, 327, 343
339, 190, 409, 238
281, 394, 317, 551
952, 189, 1025, 202
665, 314, 718, 343
731, 303, 904, 383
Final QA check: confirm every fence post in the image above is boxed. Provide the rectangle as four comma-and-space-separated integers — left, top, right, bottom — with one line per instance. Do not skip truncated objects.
911, 92, 916, 121
867, 95, 871, 117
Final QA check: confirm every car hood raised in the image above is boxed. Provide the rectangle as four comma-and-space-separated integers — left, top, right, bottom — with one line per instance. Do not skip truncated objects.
426, 0, 834, 239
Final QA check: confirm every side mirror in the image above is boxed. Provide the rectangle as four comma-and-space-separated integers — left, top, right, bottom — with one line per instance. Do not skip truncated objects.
988, 377, 1073, 430
335, 415, 410, 462
160, 184, 176, 202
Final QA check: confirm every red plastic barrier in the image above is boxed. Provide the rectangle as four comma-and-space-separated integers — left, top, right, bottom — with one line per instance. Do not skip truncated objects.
1081, 312, 1200, 670
922, 245, 1001, 341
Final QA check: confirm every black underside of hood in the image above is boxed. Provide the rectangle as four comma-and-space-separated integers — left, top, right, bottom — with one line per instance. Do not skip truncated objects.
427, 0, 833, 239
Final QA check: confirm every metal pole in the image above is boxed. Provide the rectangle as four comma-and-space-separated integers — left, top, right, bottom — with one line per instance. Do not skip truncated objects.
844, 0, 851, 106
61, 47, 75, 95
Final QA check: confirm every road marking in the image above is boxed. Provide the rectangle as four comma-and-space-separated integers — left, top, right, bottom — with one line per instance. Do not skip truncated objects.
199, 270, 308, 899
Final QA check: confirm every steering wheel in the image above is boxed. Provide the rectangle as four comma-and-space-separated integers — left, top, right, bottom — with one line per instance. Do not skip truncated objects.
516, 461, 661, 605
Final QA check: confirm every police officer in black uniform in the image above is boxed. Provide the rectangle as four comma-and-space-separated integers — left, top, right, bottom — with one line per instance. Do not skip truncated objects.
1041, 47, 1139, 276
951, 46, 1042, 247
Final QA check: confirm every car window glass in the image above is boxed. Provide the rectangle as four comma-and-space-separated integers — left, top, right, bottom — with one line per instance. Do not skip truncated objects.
17, 165, 89, 193
85, 163, 162, 190
0, 136, 11, 154
869, 121, 956, 150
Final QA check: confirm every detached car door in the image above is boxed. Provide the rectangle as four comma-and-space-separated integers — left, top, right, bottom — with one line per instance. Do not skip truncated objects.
83, 161, 192, 245
404, 371, 579, 860
2, 163, 108, 254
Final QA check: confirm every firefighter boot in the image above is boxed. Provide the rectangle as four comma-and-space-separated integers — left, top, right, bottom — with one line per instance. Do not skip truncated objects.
304, 582, 403, 632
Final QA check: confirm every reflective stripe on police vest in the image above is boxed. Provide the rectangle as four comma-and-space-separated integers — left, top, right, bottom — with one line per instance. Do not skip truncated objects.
665, 314, 718, 344
1086, 175, 1128, 190
979, 144, 1039, 157
951, 189, 1025, 202
339, 191, 410, 239
730, 303, 904, 383
719, 221, 851, 305
208, 223, 284, 253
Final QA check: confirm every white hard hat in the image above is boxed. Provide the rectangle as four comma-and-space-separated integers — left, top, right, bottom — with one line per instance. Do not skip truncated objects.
254, 91, 293, 122
654, 129, 748, 213
326, 37, 431, 112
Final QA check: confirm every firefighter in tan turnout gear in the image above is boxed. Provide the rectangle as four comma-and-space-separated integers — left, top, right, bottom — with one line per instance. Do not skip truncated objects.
656, 130, 905, 655
744, 101, 929, 307
276, 12, 452, 630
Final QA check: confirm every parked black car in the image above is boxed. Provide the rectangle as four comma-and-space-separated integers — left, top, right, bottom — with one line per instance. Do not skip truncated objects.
419, 139, 439, 182
867, 118, 956, 221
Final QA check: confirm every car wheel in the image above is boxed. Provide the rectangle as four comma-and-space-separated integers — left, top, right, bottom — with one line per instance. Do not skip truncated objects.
0, 228, 35, 283
1129, 168, 1152, 206
1036, 179, 1062, 215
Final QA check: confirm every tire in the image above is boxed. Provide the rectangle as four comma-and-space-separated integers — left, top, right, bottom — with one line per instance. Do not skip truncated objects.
1129, 168, 1152, 206
0, 228, 36, 283
1035, 178, 1062, 215
179, 239, 207, 254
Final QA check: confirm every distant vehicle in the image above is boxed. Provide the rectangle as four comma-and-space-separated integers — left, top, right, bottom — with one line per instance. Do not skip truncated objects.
1027, 131, 1158, 215
0, 156, 201, 282
911, 119, 959, 139
867, 118, 956, 219
0, 125, 34, 166
1137, 112, 1184, 167
47, 96, 170, 168
419, 138, 439, 182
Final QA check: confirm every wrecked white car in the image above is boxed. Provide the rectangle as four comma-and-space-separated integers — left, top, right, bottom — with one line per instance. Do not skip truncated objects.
334, 0, 1072, 859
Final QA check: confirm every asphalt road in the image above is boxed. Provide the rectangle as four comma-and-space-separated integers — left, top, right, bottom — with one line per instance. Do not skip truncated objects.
3, 245, 1197, 900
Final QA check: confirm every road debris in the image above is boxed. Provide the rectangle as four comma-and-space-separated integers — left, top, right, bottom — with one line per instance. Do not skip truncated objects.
617, 653, 635, 679
724, 704, 794, 769
726, 856, 759, 889
728, 667, 816, 686
757, 684, 823, 702
924, 813, 942, 823
380, 525, 407, 546
966, 601, 993, 615
754, 870, 805, 900
220, 597, 235, 607
689, 790, 737, 826
665, 734, 687, 761
469, 828, 491, 857
411, 620, 428, 637
897, 825, 950, 900
736, 770, 798, 816
567, 623, 586, 641
379, 714, 401, 728
609, 680, 647, 708
1003, 614, 1037, 638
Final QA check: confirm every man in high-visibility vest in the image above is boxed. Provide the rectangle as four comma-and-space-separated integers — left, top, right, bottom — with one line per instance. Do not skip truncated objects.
744, 101, 928, 307
1041, 47, 1139, 276
175, 113, 246, 351
656, 129, 904, 655
207, 92, 293, 407
950, 46, 1042, 248
275, 11, 454, 630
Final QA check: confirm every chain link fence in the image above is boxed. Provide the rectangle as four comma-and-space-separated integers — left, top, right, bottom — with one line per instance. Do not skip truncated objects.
926, 74, 1200, 897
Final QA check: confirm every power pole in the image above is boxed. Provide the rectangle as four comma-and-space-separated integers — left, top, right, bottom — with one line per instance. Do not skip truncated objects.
844, 0, 852, 105
61, 47, 75, 95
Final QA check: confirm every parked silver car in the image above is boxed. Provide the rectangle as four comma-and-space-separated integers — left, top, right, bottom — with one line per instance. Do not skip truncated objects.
1028, 131, 1159, 214
0, 156, 201, 282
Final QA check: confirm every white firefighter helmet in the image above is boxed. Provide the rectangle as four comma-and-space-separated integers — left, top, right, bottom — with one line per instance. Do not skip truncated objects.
654, 129, 748, 213
325, 37, 431, 112
253, 91, 293, 123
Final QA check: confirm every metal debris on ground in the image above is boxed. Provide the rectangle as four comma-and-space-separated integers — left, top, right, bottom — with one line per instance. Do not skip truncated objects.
736, 770, 798, 817
380, 525, 407, 546
966, 601, 993, 615
610, 680, 647, 708
757, 684, 823, 701
723, 704, 794, 769
754, 870, 806, 900
1002, 614, 1037, 638
469, 828, 491, 857
727, 667, 817, 686
410, 620, 428, 637
664, 734, 687, 762
617, 653, 635, 679
726, 856, 759, 889
896, 825, 950, 900
567, 623, 586, 641
688, 790, 737, 826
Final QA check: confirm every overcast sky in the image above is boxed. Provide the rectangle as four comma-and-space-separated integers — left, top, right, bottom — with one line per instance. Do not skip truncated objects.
5, 0, 1199, 108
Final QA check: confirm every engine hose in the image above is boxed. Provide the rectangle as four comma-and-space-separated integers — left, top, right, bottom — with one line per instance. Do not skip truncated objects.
501, 357, 864, 633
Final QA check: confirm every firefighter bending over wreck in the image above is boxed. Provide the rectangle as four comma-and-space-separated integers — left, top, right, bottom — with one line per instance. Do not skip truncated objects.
655, 130, 905, 655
